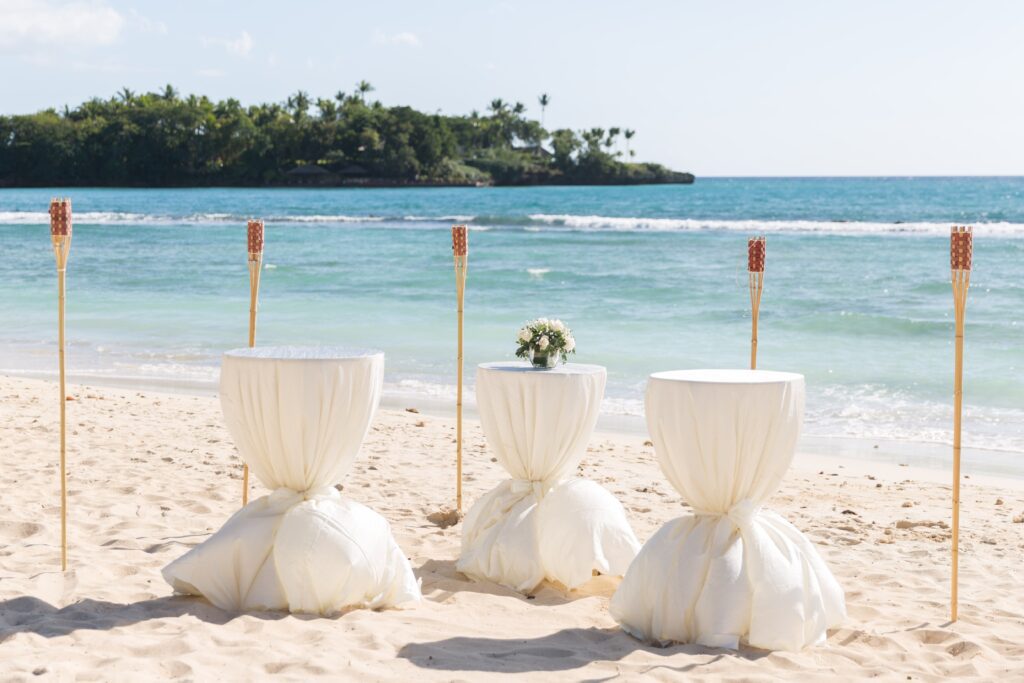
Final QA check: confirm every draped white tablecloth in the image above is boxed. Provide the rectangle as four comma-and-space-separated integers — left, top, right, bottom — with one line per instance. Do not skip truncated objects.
458, 362, 640, 592
163, 346, 420, 614
611, 369, 845, 651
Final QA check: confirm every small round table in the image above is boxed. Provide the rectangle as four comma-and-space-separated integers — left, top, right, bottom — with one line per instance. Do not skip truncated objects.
163, 346, 420, 614
611, 369, 846, 651
458, 362, 640, 592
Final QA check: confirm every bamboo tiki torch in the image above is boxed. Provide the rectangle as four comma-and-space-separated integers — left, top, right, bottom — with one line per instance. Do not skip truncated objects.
748, 236, 766, 369
950, 225, 972, 621
49, 198, 72, 570
242, 219, 264, 506
452, 226, 468, 514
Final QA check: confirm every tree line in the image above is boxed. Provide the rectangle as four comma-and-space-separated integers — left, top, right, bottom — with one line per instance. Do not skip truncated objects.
0, 83, 693, 187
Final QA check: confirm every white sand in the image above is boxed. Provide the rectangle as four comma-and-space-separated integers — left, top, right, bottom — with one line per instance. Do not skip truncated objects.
1, 375, 1022, 681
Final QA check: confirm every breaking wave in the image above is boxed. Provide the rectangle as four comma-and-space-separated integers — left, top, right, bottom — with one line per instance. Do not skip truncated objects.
1, 209, 1022, 237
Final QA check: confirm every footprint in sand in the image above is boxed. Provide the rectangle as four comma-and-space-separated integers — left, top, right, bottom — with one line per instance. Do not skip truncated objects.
427, 508, 463, 529
946, 640, 982, 658
912, 628, 954, 645
0, 520, 44, 539
896, 519, 948, 530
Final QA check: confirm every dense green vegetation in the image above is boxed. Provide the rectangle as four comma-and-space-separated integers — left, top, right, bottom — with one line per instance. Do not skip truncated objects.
0, 84, 693, 187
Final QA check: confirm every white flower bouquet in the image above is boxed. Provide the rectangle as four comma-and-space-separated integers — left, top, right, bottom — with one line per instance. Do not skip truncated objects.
515, 318, 576, 368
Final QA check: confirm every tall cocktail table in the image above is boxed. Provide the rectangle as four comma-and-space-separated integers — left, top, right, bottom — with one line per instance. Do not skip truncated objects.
611, 369, 845, 650
163, 346, 420, 614
458, 362, 640, 592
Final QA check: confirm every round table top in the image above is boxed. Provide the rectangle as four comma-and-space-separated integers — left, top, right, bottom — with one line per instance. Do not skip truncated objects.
224, 345, 383, 362
649, 369, 803, 385
479, 361, 605, 376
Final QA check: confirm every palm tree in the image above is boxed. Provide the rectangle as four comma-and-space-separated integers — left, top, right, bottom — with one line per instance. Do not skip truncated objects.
286, 90, 311, 122
317, 98, 337, 120
355, 80, 374, 102
624, 129, 635, 157
607, 127, 621, 153
334, 90, 347, 104
118, 87, 135, 104
161, 84, 178, 101
582, 128, 605, 153
512, 101, 525, 116
538, 93, 550, 126
489, 98, 506, 115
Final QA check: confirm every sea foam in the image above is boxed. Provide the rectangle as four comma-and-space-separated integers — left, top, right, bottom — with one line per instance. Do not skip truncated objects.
525, 214, 1024, 237
2, 208, 1022, 237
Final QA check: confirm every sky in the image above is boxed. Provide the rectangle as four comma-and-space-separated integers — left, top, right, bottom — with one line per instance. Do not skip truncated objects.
2, 0, 1023, 176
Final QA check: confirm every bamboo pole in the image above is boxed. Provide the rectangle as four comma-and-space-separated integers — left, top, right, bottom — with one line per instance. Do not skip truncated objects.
748, 236, 766, 370
452, 226, 468, 513
248, 260, 260, 349
58, 268, 67, 570
950, 225, 972, 621
49, 198, 72, 571
243, 219, 264, 506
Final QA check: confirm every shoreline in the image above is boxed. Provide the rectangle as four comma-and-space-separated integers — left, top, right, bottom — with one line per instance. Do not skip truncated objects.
0, 176, 696, 190
7, 370, 1023, 483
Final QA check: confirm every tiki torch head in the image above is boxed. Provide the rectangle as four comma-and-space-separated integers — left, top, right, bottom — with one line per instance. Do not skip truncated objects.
49, 198, 71, 238
452, 225, 468, 258
747, 236, 766, 273
49, 198, 72, 267
247, 219, 264, 262
950, 226, 972, 272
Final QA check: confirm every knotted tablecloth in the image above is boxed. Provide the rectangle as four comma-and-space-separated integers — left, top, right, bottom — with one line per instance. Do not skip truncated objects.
163, 346, 420, 614
458, 362, 640, 592
611, 369, 845, 651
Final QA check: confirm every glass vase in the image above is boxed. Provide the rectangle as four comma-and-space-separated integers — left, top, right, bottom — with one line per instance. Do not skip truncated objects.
529, 348, 561, 369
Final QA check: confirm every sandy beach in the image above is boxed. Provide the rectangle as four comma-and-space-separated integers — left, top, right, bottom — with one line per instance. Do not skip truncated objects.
1, 374, 1022, 681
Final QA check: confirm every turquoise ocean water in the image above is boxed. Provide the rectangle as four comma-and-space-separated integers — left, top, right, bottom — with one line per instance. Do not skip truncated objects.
0, 179, 1021, 463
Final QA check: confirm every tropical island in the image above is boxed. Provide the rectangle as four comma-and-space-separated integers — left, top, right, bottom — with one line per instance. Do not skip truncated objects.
0, 83, 694, 188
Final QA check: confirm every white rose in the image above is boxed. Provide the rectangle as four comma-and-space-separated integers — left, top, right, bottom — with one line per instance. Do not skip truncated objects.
552, 320, 565, 333
538, 335, 550, 350
518, 328, 532, 343
565, 336, 575, 352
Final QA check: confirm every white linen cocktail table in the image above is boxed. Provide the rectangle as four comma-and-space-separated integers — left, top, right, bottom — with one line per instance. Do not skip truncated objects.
611, 369, 845, 651
163, 346, 420, 614
458, 362, 640, 593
